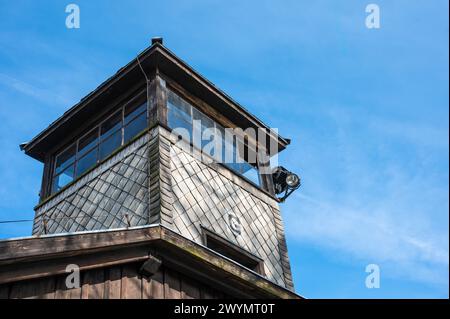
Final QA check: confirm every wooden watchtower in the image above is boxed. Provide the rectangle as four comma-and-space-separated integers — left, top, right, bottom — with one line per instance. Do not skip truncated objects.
0, 39, 299, 299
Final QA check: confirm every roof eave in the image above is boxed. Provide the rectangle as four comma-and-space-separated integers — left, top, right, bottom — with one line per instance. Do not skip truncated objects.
22, 43, 290, 162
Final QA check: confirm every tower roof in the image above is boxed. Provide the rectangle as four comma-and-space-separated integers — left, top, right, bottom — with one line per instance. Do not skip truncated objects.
21, 41, 290, 162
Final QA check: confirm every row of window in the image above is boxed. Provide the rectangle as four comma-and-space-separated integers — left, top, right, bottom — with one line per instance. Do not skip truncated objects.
51, 89, 262, 196
51, 101, 147, 194
167, 89, 261, 186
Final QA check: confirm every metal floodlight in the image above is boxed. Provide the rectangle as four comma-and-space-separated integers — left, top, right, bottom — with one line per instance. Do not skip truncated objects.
286, 173, 300, 188
272, 166, 301, 202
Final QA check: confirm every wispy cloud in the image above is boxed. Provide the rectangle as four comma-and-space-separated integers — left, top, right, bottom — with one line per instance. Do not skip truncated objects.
283, 108, 449, 290
0, 73, 72, 106
286, 192, 448, 283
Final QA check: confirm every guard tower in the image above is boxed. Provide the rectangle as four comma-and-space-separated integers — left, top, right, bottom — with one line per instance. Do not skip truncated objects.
0, 39, 298, 299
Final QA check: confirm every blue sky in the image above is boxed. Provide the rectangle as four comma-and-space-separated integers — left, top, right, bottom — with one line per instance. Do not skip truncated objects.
0, 1, 448, 298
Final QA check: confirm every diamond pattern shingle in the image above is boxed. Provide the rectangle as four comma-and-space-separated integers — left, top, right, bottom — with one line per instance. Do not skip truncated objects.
33, 135, 151, 235
169, 144, 287, 288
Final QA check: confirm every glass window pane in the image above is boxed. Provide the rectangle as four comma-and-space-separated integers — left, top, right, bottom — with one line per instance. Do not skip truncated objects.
99, 130, 122, 161
55, 144, 76, 175
168, 90, 191, 117
193, 108, 215, 151
78, 129, 98, 157
168, 110, 192, 141
167, 90, 194, 143
76, 147, 98, 177
168, 103, 191, 126
241, 162, 260, 186
228, 161, 243, 175
224, 145, 242, 174
222, 134, 235, 165
193, 108, 214, 128
168, 111, 192, 135
206, 124, 223, 161
201, 126, 221, 159
101, 111, 121, 141
212, 124, 224, 162
125, 101, 146, 125
124, 112, 147, 143
52, 163, 75, 193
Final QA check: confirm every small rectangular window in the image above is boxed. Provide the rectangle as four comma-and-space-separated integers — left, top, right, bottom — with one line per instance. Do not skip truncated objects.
221, 131, 235, 165
76, 147, 98, 177
78, 129, 98, 157
55, 144, 76, 175
52, 163, 75, 193
125, 101, 146, 125
124, 112, 147, 143
241, 162, 260, 186
167, 90, 192, 136
101, 111, 121, 141
99, 130, 121, 161
193, 107, 215, 150
202, 228, 264, 275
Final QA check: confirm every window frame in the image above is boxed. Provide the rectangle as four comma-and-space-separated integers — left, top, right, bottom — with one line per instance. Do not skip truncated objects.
201, 226, 265, 275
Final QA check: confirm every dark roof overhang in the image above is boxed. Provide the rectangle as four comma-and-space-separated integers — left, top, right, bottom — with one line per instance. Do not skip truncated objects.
21, 42, 290, 162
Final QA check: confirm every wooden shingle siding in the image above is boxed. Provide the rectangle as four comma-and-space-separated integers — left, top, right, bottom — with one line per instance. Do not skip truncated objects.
0, 263, 229, 299
148, 127, 174, 226
33, 132, 153, 235
271, 206, 295, 291
168, 140, 291, 289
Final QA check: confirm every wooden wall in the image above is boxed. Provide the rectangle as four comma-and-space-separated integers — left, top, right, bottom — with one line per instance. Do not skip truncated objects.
0, 262, 230, 299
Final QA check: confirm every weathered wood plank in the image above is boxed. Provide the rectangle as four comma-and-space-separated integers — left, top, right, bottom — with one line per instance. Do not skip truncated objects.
180, 277, 200, 299
0, 246, 150, 285
55, 275, 81, 299
35, 277, 56, 299
105, 266, 122, 299
121, 264, 142, 299
0, 226, 160, 265
150, 268, 165, 299
141, 276, 151, 299
81, 269, 105, 299
164, 268, 181, 299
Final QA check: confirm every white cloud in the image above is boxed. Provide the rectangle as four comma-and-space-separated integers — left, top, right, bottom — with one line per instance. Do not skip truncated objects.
282, 108, 449, 290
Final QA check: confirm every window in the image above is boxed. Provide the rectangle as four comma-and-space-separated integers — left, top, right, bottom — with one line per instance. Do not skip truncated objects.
124, 101, 147, 143
167, 90, 192, 136
52, 145, 76, 192
99, 111, 122, 161
202, 228, 264, 274
54, 144, 76, 175
167, 89, 262, 187
51, 99, 148, 195
193, 107, 214, 151
78, 129, 98, 156
76, 147, 97, 177
76, 129, 98, 177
